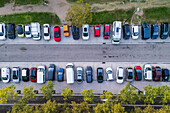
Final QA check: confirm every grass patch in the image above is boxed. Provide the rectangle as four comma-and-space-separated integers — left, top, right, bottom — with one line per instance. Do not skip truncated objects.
0, 0, 10, 7
90, 8, 135, 24
0, 12, 61, 25
14, 0, 42, 5
67, 0, 129, 4
142, 7, 170, 24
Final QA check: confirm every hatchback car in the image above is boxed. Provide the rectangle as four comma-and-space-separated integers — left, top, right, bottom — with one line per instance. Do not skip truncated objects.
72, 25, 79, 40
106, 67, 113, 81
12, 67, 20, 83
116, 67, 124, 84
97, 67, 103, 83
48, 64, 55, 81
43, 24, 50, 41
7, 23, 15, 39
151, 24, 159, 39
1, 67, 10, 83
76, 67, 83, 83
143, 64, 152, 80
17, 25, 24, 38
82, 24, 89, 40
0, 23, 6, 40
141, 23, 150, 39
25, 24, 31, 38
30, 67, 37, 82
123, 24, 130, 39
94, 25, 100, 37
162, 69, 169, 81
160, 23, 168, 39
54, 26, 61, 42
134, 66, 142, 81
58, 68, 64, 82
86, 66, 93, 83
103, 24, 110, 39
63, 24, 69, 37
152, 66, 162, 81
132, 25, 139, 39
22, 68, 29, 82
126, 67, 133, 82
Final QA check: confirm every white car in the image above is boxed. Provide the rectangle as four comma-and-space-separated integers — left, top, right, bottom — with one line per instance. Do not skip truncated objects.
106, 67, 113, 81
82, 24, 89, 40
116, 67, 124, 84
37, 66, 46, 84
25, 24, 31, 38
112, 21, 122, 44
1, 68, 10, 83
0, 23, 6, 40
43, 24, 50, 41
12, 67, 20, 83
132, 25, 139, 39
144, 64, 152, 80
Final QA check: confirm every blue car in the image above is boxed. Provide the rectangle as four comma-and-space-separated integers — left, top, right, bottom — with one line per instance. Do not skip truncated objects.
151, 24, 159, 39
141, 23, 150, 40
58, 68, 64, 82
160, 23, 168, 39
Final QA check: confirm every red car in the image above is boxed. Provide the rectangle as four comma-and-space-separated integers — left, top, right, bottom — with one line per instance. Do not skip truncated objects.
134, 66, 142, 81
94, 25, 100, 37
54, 26, 61, 42
30, 67, 37, 82
152, 66, 161, 81
103, 24, 110, 39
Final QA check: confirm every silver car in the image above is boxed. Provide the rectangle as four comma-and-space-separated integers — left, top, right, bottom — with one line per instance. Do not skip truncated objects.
12, 67, 20, 83
76, 67, 83, 83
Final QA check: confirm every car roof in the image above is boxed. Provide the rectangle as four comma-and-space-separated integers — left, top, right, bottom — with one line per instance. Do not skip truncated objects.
44, 27, 49, 33
0, 24, 3, 32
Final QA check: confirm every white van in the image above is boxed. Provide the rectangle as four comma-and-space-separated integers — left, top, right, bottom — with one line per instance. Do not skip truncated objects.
112, 21, 122, 44
37, 66, 46, 83
1, 68, 10, 83
31, 23, 41, 40
66, 63, 74, 84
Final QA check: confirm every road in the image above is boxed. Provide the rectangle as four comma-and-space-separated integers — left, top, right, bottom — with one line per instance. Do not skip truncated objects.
0, 44, 170, 62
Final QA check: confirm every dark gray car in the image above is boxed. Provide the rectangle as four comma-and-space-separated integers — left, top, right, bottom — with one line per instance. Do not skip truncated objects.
48, 64, 55, 81
76, 67, 83, 83
7, 23, 15, 39
86, 66, 93, 83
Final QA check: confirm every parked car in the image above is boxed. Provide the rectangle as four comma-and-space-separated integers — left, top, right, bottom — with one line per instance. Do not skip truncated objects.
162, 69, 169, 81
48, 64, 55, 81
123, 24, 130, 39
134, 66, 142, 81
22, 68, 29, 82
82, 24, 89, 40
66, 63, 74, 84
97, 67, 103, 83
12, 67, 20, 83
141, 23, 150, 39
7, 23, 15, 39
31, 23, 41, 40
54, 26, 61, 42
58, 68, 64, 82
30, 67, 37, 82
37, 66, 46, 84
112, 21, 122, 44
25, 24, 31, 38
143, 64, 152, 80
76, 67, 83, 83
106, 67, 113, 81
116, 67, 124, 84
126, 67, 133, 82
72, 25, 79, 40
160, 23, 168, 39
86, 66, 93, 83
1, 67, 10, 83
43, 24, 50, 41
0, 23, 6, 40
151, 24, 159, 39
132, 25, 139, 39
152, 66, 162, 81
94, 25, 100, 37
17, 25, 24, 38
103, 24, 110, 39
63, 24, 69, 37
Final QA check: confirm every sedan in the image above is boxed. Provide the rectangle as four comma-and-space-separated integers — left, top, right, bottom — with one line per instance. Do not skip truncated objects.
97, 67, 103, 83
144, 64, 152, 80
86, 66, 93, 83
76, 67, 83, 83
22, 68, 29, 82
106, 67, 113, 81
7, 23, 15, 39
151, 24, 159, 39
12, 67, 20, 83
126, 67, 133, 82
17, 25, 24, 38
58, 68, 64, 82
162, 69, 169, 81
54, 26, 61, 42
134, 66, 142, 81
132, 25, 139, 39
103, 24, 110, 39
72, 25, 79, 40
160, 23, 168, 39
30, 67, 37, 82
116, 67, 124, 84
0, 23, 6, 40
82, 24, 89, 40
94, 25, 100, 37
123, 24, 130, 39
25, 24, 31, 38
152, 66, 162, 81
43, 24, 50, 41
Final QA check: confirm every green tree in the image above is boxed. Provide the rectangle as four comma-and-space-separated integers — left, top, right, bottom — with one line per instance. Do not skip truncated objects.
40, 81, 55, 100
79, 102, 90, 113
22, 86, 36, 102
72, 101, 79, 113
113, 103, 126, 113
142, 105, 156, 113
65, 0, 92, 27
0, 84, 18, 104
156, 85, 170, 104
81, 89, 94, 103
93, 103, 103, 113
61, 87, 74, 101
42, 100, 57, 113
100, 90, 113, 100
157, 105, 170, 113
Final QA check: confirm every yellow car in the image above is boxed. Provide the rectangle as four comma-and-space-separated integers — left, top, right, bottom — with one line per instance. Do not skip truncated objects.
17, 24, 24, 38
63, 24, 69, 37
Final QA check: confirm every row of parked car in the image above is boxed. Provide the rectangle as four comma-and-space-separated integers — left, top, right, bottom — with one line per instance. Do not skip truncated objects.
0, 22, 169, 43
0, 64, 169, 84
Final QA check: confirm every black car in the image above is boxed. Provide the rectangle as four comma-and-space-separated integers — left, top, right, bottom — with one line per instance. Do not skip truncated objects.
72, 25, 79, 40
22, 68, 29, 82
123, 24, 130, 39
141, 23, 150, 39
151, 24, 159, 39
7, 23, 15, 39
162, 69, 169, 81
160, 23, 168, 39
86, 66, 93, 83
48, 64, 55, 81
97, 67, 103, 83
58, 68, 64, 82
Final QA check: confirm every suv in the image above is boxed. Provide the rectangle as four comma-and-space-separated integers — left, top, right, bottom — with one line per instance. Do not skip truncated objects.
141, 23, 150, 39
25, 24, 31, 38
86, 66, 93, 83
94, 25, 100, 37
63, 24, 69, 37
151, 24, 159, 39
103, 24, 110, 39
160, 23, 168, 39
123, 24, 130, 39
17, 25, 24, 38
76, 67, 83, 83
162, 69, 169, 81
48, 64, 55, 81
116, 67, 124, 84
132, 25, 139, 39
144, 64, 152, 80
0, 23, 6, 40
82, 24, 89, 40
7, 23, 15, 39
37, 66, 46, 84
97, 67, 103, 83
1, 67, 10, 83
112, 21, 122, 44
72, 25, 79, 40
43, 24, 50, 41
12, 67, 20, 83
22, 68, 29, 82
152, 66, 161, 81
126, 67, 133, 82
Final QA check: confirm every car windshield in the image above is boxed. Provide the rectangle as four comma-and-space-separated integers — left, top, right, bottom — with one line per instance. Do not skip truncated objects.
118, 77, 123, 79
26, 31, 30, 35
84, 28, 87, 32
44, 33, 49, 36
126, 32, 130, 35
54, 31, 59, 38
98, 76, 103, 80
104, 32, 109, 36
0, 32, 3, 36
134, 32, 138, 36
107, 70, 112, 74
2, 77, 7, 80
95, 27, 99, 30
13, 71, 18, 79
58, 72, 63, 75
83, 33, 88, 37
